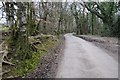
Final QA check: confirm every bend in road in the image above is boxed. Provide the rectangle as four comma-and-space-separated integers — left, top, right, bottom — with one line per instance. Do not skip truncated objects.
56, 33, 118, 78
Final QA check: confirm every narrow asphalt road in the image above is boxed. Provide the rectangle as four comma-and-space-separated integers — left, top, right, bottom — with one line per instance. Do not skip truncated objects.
56, 33, 118, 78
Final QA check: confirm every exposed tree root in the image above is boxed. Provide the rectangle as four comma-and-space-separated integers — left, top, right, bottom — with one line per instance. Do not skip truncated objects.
2, 70, 10, 75
2, 60, 15, 66
1, 41, 15, 78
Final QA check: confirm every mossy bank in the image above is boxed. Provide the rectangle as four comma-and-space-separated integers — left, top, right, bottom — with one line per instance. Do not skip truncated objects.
2, 34, 64, 78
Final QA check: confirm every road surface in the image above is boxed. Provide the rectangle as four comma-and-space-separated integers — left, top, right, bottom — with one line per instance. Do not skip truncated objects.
56, 33, 118, 78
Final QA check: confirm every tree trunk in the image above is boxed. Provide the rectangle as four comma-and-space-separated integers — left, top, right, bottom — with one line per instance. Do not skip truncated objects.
91, 13, 94, 35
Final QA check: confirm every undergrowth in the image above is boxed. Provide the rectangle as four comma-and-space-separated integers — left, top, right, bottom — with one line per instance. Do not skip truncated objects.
6, 35, 59, 77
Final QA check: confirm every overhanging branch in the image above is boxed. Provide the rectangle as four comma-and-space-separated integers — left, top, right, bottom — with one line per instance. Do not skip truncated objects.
79, 2, 104, 20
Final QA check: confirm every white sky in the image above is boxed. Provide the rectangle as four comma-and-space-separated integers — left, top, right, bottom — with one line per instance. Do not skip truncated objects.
0, 0, 119, 2
0, 2, 6, 24
0, 0, 119, 24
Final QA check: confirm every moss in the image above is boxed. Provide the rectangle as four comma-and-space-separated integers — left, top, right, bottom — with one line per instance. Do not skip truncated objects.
10, 52, 40, 76
0, 26, 9, 32
7, 35, 59, 77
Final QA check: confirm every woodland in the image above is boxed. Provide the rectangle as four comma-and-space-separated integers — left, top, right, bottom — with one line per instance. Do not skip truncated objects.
0, 1, 119, 78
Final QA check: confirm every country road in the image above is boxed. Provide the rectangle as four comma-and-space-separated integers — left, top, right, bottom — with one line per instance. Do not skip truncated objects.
56, 33, 118, 78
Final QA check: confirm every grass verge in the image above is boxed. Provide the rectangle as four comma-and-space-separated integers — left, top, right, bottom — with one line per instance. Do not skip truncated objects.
3, 35, 59, 78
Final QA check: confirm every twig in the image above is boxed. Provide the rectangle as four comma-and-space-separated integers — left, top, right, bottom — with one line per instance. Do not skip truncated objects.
2, 60, 15, 66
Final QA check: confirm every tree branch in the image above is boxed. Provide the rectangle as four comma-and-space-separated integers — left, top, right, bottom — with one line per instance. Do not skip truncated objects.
80, 2, 104, 20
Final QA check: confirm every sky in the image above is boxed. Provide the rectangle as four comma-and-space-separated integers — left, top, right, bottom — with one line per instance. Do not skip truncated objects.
0, 0, 119, 24
0, 0, 119, 2
0, 2, 6, 24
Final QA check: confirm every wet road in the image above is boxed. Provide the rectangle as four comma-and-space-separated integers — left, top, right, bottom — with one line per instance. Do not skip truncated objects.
56, 33, 118, 78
